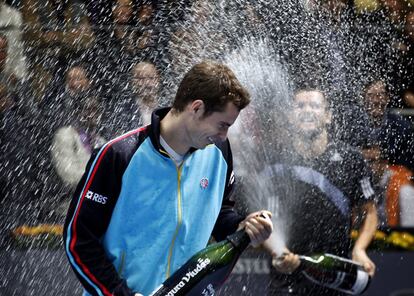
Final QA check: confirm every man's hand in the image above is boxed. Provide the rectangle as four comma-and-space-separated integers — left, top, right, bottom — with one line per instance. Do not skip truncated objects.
352, 248, 376, 277
239, 211, 273, 247
271, 250, 301, 274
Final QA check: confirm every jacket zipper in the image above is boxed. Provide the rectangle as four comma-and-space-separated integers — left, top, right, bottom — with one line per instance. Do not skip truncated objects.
164, 153, 184, 279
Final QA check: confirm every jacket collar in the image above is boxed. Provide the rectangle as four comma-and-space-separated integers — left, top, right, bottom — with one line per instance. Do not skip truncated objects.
149, 107, 197, 156
149, 107, 169, 153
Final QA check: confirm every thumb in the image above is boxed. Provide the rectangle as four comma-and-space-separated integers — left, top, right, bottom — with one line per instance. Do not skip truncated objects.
363, 262, 374, 275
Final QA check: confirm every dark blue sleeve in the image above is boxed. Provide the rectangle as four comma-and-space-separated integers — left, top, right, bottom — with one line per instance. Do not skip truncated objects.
211, 140, 245, 241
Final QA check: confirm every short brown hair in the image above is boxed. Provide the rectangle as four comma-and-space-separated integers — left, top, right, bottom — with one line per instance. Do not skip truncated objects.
173, 61, 250, 116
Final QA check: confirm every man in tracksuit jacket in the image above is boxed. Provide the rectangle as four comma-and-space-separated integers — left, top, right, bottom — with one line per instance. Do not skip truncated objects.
63, 61, 273, 296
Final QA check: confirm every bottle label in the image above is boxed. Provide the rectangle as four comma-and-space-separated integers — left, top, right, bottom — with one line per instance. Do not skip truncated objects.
330, 272, 346, 288
350, 269, 370, 294
164, 257, 211, 296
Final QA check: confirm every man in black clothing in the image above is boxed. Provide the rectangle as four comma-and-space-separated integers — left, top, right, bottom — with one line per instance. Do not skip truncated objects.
263, 86, 378, 295
360, 79, 414, 172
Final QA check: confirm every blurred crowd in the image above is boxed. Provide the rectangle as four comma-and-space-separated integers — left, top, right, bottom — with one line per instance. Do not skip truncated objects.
1, 0, 414, 247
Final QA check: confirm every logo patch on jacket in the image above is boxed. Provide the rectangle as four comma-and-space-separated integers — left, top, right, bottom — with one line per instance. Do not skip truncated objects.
200, 178, 209, 189
85, 190, 108, 204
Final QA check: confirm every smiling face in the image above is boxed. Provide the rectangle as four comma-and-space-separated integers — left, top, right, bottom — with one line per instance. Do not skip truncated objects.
290, 90, 331, 138
187, 100, 240, 149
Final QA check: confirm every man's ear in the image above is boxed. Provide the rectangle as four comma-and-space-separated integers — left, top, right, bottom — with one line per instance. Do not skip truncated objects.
189, 99, 205, 116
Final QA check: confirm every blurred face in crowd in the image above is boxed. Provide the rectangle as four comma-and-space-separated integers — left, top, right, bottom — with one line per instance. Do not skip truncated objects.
364, 80, 390, 120
403, 89, 414, 108
113, 0, 133, 24
290, 90, 331, 139
66, 66, 90, 95
0, 36, 7, 72
131, 62, 159, 108
138, 4, 155, 25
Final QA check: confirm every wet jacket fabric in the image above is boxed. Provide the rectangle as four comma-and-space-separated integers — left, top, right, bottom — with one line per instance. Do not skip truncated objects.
63, 107, 243, 296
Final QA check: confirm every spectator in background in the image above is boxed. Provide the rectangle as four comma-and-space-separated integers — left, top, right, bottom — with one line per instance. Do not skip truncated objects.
0, 0, 27, 80
101, 61, 160, 138
93, 0, 160, 98
360, 79, 414, 227
41, 63, 93, 132
130, 61, 159, 124
51, 95, 105, 190
134, 2, 159, 61
402, 87, 414, 108
50, 95, 105, 220
363, 140, 414, 227
21, 0, 95, 102
38, 63, 95, 218
112, 0, 136, 60
112, 0, 158, 58
361, 79, 414, 169
66, 64, 92, 96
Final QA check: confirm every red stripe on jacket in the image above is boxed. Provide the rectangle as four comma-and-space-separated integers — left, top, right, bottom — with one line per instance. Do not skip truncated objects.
69, 127, 146, 295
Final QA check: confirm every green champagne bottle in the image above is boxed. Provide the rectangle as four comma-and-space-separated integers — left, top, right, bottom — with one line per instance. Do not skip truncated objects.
148, 229, 250, 296
298, 253, 371, 295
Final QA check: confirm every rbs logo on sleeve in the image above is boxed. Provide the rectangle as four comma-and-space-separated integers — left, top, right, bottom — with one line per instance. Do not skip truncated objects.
85, 190, 108, 204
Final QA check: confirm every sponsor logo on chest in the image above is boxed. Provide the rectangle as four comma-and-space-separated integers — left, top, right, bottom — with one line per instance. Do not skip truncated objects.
200, 177, 209, 190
